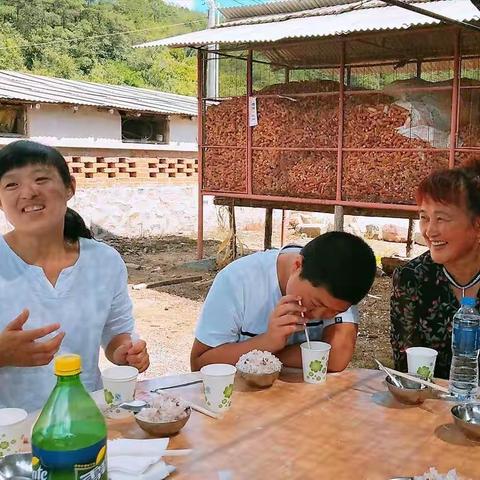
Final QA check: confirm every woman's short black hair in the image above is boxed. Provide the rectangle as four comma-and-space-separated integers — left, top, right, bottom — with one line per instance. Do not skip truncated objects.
0, 140, 91, 242
300, 231, 376, 304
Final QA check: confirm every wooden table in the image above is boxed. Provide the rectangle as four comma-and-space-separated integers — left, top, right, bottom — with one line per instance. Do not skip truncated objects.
108, 368, 480, 480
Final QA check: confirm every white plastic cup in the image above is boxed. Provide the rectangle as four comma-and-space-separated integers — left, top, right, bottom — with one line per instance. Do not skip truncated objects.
101, 365, 138, 407
0, 408, 28, 458
200, 364, 236, 413
406, 347, 438, 380
301, 341, 331, 384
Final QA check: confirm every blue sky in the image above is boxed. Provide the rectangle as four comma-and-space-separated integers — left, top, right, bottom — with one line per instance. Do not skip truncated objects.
167, 0, 271, 12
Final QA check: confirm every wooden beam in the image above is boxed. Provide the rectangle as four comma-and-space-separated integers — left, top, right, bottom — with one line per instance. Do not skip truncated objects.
264, 207, 273, 250
145, 275, 203, 289
406, 218, 415, 257
214, 196, 418, 220
334, 205, 345, 232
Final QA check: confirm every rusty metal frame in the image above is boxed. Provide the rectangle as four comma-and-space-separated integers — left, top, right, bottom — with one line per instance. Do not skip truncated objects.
196, 28, 480, 258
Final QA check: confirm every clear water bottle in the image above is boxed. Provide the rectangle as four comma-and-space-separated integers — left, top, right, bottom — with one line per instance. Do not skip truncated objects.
449, 297, 480, 400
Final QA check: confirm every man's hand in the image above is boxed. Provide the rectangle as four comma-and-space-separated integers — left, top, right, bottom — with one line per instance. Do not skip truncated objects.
112, 337, 149, 373
264, 295, 305, 352
0, 310, 65, 367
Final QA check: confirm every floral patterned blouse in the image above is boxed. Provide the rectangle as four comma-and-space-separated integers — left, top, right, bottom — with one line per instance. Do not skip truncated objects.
390, 251, 480, 379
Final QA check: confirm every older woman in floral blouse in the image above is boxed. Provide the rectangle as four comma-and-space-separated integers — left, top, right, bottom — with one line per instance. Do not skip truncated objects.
390, 159, 480, 378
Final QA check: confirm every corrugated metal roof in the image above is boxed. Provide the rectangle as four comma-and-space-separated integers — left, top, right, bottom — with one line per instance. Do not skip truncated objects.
137, 0, 479, 48
218, 0, 433, 21
0, 70, 197, 116
219, 0, 361, 20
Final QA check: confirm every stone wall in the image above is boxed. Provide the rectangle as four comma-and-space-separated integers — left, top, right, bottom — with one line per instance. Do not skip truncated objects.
0, 184, 283, 237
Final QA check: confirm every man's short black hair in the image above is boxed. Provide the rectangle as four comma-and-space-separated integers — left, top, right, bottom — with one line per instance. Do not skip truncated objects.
300, 231, 376, 304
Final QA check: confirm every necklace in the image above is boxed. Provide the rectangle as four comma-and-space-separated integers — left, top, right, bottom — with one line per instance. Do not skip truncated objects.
442, 267, 480, 298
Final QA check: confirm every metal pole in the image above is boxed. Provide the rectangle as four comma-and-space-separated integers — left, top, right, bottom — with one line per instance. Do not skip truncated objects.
335, 41, 346, 232
197, 50, 205, 259
206, 0, 218, 98
246, 49, 253, 194
449, 29, 461, 169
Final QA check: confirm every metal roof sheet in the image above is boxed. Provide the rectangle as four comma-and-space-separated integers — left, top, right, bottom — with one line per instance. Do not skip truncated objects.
137, 0, 479, 48
218, 0, 433, 21
0, 70, 197, 116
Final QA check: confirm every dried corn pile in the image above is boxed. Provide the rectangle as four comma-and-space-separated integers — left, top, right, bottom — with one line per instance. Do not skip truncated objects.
205, 96, 247, 192
203, 81, 470, 203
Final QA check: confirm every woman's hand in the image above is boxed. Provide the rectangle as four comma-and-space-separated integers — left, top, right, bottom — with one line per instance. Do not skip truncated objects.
0, 309, 64, 367
110, 335, 149, 373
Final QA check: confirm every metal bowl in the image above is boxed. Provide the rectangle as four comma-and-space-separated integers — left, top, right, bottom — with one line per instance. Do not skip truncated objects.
135, 407, 191, 437
239, 370, 280, 388
451, 403, 480, 440
385, 375, 428, 404
0, 453, 31, 480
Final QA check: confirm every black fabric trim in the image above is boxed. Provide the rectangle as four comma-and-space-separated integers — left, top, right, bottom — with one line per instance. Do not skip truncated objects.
240, 329, 259, 338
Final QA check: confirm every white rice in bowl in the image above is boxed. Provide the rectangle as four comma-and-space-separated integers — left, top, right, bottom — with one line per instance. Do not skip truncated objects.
414, 468, 464, 480
136, 392, 189, 423
236, 350, 282, 375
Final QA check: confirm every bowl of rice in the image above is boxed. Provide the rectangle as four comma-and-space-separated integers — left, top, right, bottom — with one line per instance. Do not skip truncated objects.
135, 392, 191, 437
236, 350, 282, 388
411, 467, 463, 479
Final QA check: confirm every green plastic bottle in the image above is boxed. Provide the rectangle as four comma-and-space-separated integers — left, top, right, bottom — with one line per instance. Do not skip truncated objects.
31, 354, 108, 480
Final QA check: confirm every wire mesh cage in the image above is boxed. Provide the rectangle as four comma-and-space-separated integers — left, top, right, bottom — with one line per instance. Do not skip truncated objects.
199, 27, 479, 209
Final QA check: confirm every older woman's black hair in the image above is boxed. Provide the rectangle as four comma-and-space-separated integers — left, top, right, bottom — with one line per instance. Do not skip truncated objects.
0, 140, 91, 242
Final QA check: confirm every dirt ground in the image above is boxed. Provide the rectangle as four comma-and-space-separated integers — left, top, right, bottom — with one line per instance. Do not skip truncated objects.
99, 228, 427, 379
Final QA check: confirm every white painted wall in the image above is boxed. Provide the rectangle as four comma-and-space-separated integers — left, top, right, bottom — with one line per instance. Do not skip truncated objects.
169, 116, 197, 147
28, 104, 120, 144
0, 105, 197, 152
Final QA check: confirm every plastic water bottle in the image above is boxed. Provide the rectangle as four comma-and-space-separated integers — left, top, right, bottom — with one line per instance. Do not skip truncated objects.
448, 297, 480, 400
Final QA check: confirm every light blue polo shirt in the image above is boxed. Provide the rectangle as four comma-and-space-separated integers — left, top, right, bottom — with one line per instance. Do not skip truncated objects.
0, 236, 134, 412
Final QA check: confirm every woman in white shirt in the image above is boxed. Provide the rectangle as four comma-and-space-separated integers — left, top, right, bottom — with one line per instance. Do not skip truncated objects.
0, 140, 149, 411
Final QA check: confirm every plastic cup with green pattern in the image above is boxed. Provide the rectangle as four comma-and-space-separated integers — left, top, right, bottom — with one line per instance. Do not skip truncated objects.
0, 408, 28, 458
406, 347, 438, 380
200, 364, 236, 413
101, 365, 138, 408
301, 341, 331, 384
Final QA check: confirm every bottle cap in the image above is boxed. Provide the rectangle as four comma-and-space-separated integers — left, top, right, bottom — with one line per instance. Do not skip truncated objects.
54, 354, 81, 376
460, 297, 476, 307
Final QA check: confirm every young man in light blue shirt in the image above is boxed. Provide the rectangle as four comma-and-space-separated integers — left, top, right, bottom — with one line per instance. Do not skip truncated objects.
191, 232, 376, 371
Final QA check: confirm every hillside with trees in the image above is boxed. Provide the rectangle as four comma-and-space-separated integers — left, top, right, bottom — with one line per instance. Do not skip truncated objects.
0, 0, 206, 95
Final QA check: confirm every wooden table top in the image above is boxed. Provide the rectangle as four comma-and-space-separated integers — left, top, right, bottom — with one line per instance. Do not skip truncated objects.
108, 368, 480, 480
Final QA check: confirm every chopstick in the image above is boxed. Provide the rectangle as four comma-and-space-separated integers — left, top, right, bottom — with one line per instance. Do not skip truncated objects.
184, 400, 220, 419
381, 365, 450, 394
375, 359, 402, 388
162, 449, 193, 457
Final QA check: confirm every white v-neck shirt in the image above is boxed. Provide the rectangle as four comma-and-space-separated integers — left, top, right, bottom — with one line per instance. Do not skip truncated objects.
0, 236, 134, 412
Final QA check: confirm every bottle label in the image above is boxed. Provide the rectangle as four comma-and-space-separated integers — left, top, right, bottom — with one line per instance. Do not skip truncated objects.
32, 438, 107, 480
453, 324, 478, 354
